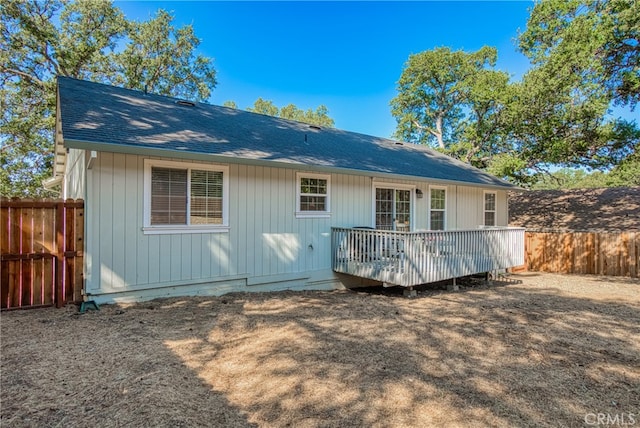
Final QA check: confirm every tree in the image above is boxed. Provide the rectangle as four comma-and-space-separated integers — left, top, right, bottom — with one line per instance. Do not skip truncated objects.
390, 46, 517, 174
246, 97, 279, 117
1, 0, 217, 197
115, 9, 217, 100
519, 0, 639, 108
508, 0, 640, 183
279, 103, 334, 127
530, 168, 609, 189
390, 46, 500, 150
390, 4, 639, 185
450, 69, 512, 168
492, 65, 638, 181
606, 150, 640, 186
243, 98, 335, 127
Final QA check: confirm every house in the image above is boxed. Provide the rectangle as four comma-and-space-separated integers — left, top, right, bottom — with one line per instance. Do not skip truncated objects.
49, 77, 524, 303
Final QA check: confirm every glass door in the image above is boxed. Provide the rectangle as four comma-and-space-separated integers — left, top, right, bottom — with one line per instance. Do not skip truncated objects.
375, 187, 411, 231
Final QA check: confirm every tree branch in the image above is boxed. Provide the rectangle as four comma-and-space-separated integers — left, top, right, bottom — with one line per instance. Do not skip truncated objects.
0, 67, 45, 87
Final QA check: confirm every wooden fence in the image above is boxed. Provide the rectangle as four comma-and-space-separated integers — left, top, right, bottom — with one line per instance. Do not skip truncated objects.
517, 231, 639, 277
1, 198, 84, 309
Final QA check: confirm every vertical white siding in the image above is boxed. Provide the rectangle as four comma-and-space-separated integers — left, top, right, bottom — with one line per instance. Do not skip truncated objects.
453, 186, 482, 229
111, 153, 126, 290
63, 148, 86, 199
497, 190, 508, 226
445, 186, 507, 229
84, 153, 510, 298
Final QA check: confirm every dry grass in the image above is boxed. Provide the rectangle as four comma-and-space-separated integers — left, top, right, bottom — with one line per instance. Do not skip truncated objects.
2, 273, 639, 427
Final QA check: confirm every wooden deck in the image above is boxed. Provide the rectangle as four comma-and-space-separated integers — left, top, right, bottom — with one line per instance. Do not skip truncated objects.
331, 227, 525, 287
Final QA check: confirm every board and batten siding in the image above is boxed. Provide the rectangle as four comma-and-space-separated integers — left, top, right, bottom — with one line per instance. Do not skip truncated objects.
63, 148, 86, 200
81, 151, 508, 302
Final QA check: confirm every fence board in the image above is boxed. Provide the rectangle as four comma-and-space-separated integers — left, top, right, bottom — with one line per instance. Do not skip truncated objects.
0, 258, 8, 306
43, 257, 55, 306
1, 198, 84, 309
21, 206, 32, 306
520, 231, 638, 278
32, 207, 44, 306
43, 205, 55, 306
74, 206, 84, 302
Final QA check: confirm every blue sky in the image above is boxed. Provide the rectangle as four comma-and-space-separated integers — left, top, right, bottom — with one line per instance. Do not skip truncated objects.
114, 1, 538, 138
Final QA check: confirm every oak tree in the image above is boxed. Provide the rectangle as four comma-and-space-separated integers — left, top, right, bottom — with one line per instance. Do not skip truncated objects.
1, 0, 217, 196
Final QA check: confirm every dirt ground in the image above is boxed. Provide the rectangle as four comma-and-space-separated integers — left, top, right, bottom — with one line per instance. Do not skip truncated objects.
1, 273, 639, 428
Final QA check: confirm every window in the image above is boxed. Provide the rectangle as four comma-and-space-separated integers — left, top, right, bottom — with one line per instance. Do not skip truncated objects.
296, 173, 330, 218
484, 191, 496, 226
429, 187, 446, 230
144, 160, 229, 234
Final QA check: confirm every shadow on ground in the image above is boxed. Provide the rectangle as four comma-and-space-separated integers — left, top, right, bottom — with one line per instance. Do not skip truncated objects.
2, 275, 639, 427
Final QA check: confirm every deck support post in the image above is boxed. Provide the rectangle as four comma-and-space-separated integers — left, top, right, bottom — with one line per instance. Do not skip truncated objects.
447, 278, 459, 291
403, 286, 417, 298
485, 271, 493, 286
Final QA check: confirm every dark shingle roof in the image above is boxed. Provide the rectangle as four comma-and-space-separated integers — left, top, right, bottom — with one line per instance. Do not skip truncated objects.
57, 76, 516, 189
509, 187, 640, 231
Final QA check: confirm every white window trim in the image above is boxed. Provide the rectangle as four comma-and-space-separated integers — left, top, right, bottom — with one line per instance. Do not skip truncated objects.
295, 172, 331, 219
371, 182, 416, 231
483, 190, 497, 227
143, 159, 230, 234
428, 185, 447, 231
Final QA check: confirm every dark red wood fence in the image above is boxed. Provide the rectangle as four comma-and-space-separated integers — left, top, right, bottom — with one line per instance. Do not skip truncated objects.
1, 198, 84, 309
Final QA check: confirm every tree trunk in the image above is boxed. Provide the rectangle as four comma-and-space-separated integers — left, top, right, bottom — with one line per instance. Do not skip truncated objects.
435, 115, 445, 149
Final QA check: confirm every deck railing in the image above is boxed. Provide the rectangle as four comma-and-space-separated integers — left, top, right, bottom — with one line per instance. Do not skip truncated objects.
331, 227, 525, 287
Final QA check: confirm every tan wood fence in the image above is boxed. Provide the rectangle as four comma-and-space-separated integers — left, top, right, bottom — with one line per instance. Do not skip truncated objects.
513, 231, 639, 277
1, 198, 84, 309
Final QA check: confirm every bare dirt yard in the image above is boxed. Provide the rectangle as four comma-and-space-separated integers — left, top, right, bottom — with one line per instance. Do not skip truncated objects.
1, 273, 639, 427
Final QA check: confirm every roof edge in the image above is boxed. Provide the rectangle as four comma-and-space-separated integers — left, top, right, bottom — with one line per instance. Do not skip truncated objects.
64, 138, 521, 190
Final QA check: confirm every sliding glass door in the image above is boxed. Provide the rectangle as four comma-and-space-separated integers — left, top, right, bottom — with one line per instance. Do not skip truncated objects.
375, 187, 411, 231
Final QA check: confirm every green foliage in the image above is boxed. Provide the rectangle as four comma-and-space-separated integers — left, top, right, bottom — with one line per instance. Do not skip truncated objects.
485, 154, 534, 186
505, 67, 638, 172
222, 100, 238, 109
279, 103, 334, 127
510, 0, 639, 182
115, 9, 216, 101
530, 162, 640, 190
391, 0, 639, 185
519, 0, 639, 108
390, 46, 499, 150
391, 46, 521, 178
246, 98, 279, 117
244, 98, 335, 127
0, 0, 217, 197
530, 168, 609, 189
606, 151, 640, 186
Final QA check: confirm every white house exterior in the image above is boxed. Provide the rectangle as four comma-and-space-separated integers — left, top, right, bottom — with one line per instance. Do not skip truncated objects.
53, 77, 520, 303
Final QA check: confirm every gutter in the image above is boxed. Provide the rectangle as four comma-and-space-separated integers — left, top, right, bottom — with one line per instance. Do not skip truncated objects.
42, 175, 62, 193
62, 138, 523, 192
